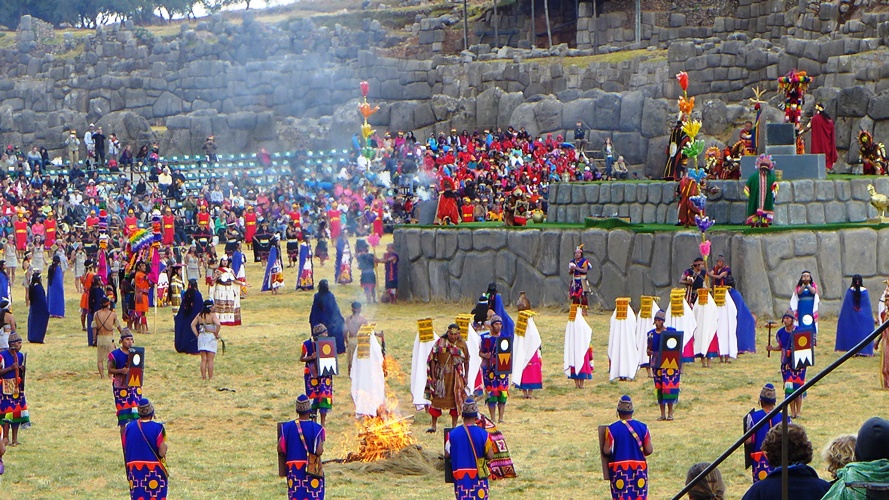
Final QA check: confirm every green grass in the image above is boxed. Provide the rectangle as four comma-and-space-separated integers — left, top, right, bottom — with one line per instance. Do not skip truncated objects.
525, 49, 668, 67
3, 235, 888, 498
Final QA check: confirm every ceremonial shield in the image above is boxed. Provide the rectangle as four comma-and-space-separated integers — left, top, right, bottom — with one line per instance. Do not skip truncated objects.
792, 328, 815, 370
670, 289, 685, 316
444, 427, 454, 483
513, 200, 529, 220
639, 296, 655, 319
743, 409, 754, 469
495, 336, 513, 375
597, 425, 610, 480
194, 233, 211, 256
127, 347, 145, 387
615, 298, 629, 319
714, 287, 728, 306
224, 239, 239, 253
455, 315, 472, 340
516, 310, 536, 337
696, 288, 710, 305
658, 331, 683, 371
357, 324, 375, 360
277, 422, 287, 477
315, 339, 338, 376
418, 318, 435, 342
84, 242, 98, 258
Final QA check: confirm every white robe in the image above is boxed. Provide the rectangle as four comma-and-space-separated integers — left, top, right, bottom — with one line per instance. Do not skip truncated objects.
564, 313, 593, 375
692, 294, 719, 357
465, 324, 483, 394
410, 332, 438, 409
635, 300, 660, 367
512, 316, 542, 378
350, 332, 387, 417
715, 293, 739, 358
608, 306, 639, 380
666, 299, 697, 359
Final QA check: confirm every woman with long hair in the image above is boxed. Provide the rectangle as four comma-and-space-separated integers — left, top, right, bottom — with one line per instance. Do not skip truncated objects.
789, 270, 820, 345
191, 299, 222, 380
836, 274, 874, 355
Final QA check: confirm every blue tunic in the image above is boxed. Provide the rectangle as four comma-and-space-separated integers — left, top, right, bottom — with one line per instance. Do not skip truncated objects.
47, 266, 66, 318
309, 291, 345, 354
280, 419, 325, 500
122, 419, 168, 500
449, 425, 491, 500
173, 288, 202, 354
731, 288, 756, 353
27, 283, 49, 343
747, 409, 789, 482
835, 287, 874, 355
605, 419, 650, 500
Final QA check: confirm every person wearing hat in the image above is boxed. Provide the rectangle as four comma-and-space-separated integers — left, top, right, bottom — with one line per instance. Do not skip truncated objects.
123, 397, 168, 500
647, 309, 680, 421
301, 325, 334, 426
278, 394, 326, 498
425, 323, 469, 434
568, 244, 592, 308
0, 331, 28, 446
93, 295, 123, 378
741, 423, 829, 500
766, 310, 806, 419
744, 383, 785, 483
821, 417, 889, 499
445, 398, 494, 500
243, 205, 257, 249
744, 154, 778, 227
602, 395, 653, 499
79, 258, 96, 332
479, 314, 510, 423
108, 329, 140, 434
191, 299, 221, 380
65, 129, 81, 165
133, 261, 151, 334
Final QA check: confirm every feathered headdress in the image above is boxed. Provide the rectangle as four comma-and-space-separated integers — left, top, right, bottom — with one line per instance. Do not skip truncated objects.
756, 154, 775, 170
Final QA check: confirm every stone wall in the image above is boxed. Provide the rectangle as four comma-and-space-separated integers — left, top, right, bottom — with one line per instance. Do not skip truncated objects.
394, 225, 889, 317
547, 178, 888, 225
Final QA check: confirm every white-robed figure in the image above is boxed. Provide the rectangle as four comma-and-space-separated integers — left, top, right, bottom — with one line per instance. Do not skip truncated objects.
350, 324, 386, 417
666, 288, 697, 365
410, 319, 438, 409
608, 297, 639, 381
713, 286, 738, 362
564, 304, 594, 388
464, 321, 484, 395
635, 296, 659, 377
511, 310, 543, 392
692, 288, 719, 368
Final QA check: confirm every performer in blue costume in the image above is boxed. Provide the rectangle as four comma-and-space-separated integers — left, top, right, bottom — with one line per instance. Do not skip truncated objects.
174, 279, 202, 354
278, 394, 326, 500
261, 243, 283, 293
296, 239, 314, 291
27, 272, 49, 343
745, 384, 787, 483
835, 274, 874, 355
730, 288, 757, 353
86, 274, 106, 347
789, 270, 819, 345
446, 398, 494, 500
47, 256, 66, 318
309, 279, 345, 354
0, 260, 10, 302
602, 395, 653, 500
122, 398, 168, 500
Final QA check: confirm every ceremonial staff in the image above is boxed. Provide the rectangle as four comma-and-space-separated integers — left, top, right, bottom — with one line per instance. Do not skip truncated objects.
766, 320, 777, 358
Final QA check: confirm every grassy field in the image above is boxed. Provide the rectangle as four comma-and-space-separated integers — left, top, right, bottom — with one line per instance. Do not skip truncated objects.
3, 234, 888, 499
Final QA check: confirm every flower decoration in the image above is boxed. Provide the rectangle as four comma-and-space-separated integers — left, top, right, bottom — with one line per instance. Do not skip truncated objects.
678, 96, 695, 116
359, 101, 379, 120
699, 240, 711, 257
690, 194, 707, 212
361, 122, 374, 142
682, 120, 702, 141
676, 71, 689, 92
694, 214, 714, 233
360, 81, 370, 98
682, 140, 705, 160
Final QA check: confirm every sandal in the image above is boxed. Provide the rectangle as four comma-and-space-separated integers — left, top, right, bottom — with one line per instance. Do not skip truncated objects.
657, 416, 666, 421
426, 428, 436, 433
667, 415, 674, 421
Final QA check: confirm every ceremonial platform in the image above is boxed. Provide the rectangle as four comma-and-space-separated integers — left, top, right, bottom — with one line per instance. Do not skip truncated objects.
547, 178, 888, 225
394, 223, 889, 318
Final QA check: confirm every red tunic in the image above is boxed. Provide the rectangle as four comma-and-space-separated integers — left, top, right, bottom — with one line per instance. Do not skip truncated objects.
197, 211, 210, 230
44, 218, 57, 249
328, 210, 341, 240
244, 212, 257, 243
161, 215, 175, 245
13, 219, 27, 251
124, 216, 138, 236
461, 204, 474, 223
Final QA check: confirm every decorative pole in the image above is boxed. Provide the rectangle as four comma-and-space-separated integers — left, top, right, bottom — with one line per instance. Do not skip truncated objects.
358, 81, 379, 161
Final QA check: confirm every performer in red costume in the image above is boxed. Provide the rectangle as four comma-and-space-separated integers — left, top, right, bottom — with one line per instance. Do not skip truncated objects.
44, 213, 57, 249
13, 210, 28, 254
161, 207, 175, 246
434, 177, 460, 225
327, 206, 341, 240
243, 205, 257, 248
461, 197, 474, 223
196, 203, 210, 232
804, 103, 838, 172
124, 209, 139, 236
